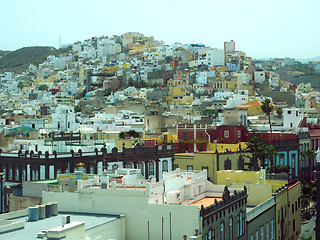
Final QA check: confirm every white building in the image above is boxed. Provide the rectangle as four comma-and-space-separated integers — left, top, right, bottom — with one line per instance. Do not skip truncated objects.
43, 169, 239, 240
254, 70, 265, 84
283, 108, 303, 129
51, 106, 80, 132
206, 48, 225, 66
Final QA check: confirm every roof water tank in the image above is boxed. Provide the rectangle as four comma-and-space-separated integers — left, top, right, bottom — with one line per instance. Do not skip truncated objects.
45, 203, 52, 218
50, 202, 58, 216
28, 207, 39, 221
37, 205, 45, 219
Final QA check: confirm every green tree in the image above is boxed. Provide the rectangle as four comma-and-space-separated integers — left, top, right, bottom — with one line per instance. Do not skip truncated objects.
127, 78, 135, 87
38, 84, 48, 91
261, 98, 273, 142
245, 134, 265, 171
276, 107, 283, 119
128, 130, 139, 138
119, 132, 126, 139
301, 147, 316, 176
17, 81, 24, 90
262, 144, 278, 168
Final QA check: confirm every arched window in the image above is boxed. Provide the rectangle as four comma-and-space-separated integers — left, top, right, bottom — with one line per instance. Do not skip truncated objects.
112, 164, 118, 170
90, 166, 95, 174
220, 221, 225, 240
138, 162, 144, 176
126, 163, 133, 169
229, 217, 233, 240
149, 162, 154, 175
15, 167, 19, 181
279, 154, 285, 166
162, 160, 168, 172
9, 167, 13, 181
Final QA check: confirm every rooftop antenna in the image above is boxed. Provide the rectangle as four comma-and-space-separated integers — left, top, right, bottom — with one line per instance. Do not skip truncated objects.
59, 36, 61, 49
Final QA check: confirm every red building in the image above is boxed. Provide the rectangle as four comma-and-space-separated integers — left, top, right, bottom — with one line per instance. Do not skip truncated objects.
176, 124, 249, 153
176, 124, 209, 153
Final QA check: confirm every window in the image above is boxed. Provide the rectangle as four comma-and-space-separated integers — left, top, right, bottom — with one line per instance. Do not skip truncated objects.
261, 226, 264, 240
173, 164, 178, 170
138, 162, 144, 175
162, 160, 168, 172
250, 235, 254, 240
149, 162, 154, 175
296, 111, 298, 117
208, 229, 212, 240
271, 219, 274, 240
126, 163, 132, 169
290, 123, 293, 127
298, 197, 301, 208
279, 154, 285, 166
199, 132, 204, 139
224, 130, 229, 138
288, 110, 291, 114
212, 229, 215, 240
112, 164, 118, 170
255, 230, 259, 240
187, 165, 193, 171
292, 204, 294, 214
237, 214, 240, 237
237, 130, 241, 138
220, 222, 225, 240
229, 217, 233, 240
266, 222, 269, 240
277, 210, 280, 224
293, 219, 295, 232
295, 201, 297, 211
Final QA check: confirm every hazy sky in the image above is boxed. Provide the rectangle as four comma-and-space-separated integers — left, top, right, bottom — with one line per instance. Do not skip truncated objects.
1, 0, 319, 59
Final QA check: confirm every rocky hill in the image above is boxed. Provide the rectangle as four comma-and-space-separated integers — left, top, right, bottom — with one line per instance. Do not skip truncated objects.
275, 65, 320, 90
0, 46, 70, 73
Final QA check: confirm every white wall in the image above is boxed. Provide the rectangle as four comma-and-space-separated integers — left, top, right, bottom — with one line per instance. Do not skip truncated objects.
43, 188, 200, 240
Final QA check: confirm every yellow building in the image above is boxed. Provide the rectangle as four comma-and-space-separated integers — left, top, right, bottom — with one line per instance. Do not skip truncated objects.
166, 86, 193, 106
207, 142, 247, 152
32, 75, 58, 88
236, 100, 263, 116
174, 150, 249, 183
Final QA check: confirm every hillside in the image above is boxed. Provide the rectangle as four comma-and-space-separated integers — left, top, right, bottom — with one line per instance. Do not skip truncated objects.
0, 46, 70, 73
275, 65, 320, 90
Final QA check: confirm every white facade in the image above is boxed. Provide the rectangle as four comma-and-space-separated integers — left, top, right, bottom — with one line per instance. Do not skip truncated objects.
225, 90, 249, 108
97, 39, 121, 57
206, 48, 225, 66
224, 40, 235, 53
43, 171, 203, 240
196, 71, 208, 85
254, 70, 265, 84
283, 108, 303, 129
51, 106, 80, 132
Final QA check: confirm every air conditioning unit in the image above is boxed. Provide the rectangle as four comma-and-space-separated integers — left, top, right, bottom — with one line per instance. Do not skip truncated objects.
62, 215, 70, 225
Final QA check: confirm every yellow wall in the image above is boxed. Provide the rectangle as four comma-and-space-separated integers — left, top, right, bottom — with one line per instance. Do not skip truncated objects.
207, 142, 247, 152
217, 170, 264, 186
115, 139, 136, 148
174, 151, 248, 184
265, 180, 287, 192
233, 183, 272, 206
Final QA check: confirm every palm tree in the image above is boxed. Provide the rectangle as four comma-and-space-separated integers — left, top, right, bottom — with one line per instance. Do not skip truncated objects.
261, 98, 273, 142
263, 144, 278, 169
301, 147, 316, 182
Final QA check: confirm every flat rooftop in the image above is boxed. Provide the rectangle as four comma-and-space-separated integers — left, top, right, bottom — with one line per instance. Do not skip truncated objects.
1, 212, 119, 240
188, 197, 223, 209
